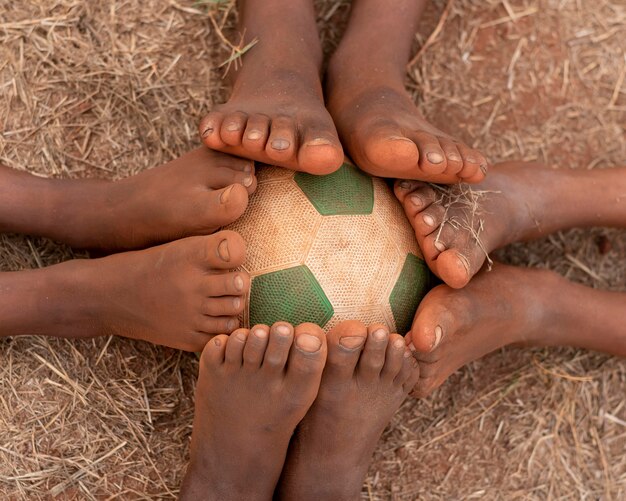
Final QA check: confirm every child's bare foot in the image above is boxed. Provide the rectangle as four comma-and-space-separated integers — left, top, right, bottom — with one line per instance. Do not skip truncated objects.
395, 161, 626, 288
180, 322, 327, 501
199, 0, 343, 175
0, 147, 256, 251
408, 263, 626, 396
326, 0, 487, 183
0, 232, 249, 351
277, 321, 419, 501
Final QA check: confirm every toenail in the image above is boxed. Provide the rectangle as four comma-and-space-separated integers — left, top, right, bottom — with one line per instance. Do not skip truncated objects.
213, 337, 222, 347
412, 358, 419, 367
243, 163, 253, 173
427, 152, 444, 164
242, 175, 254, 187
306, 137, 332, 147
201, 126, 214, 138
271, 139, 290, 151
339, 336, 365, 349
220, 185, 234, 204
233, 297, 241, 309
227, 319, 237, 331
373, 328, 387, 341
217, 239, 230, 262
433, 325, 443, 349
393, 339, 405, 349
247, 130, 262, 141
423, 215, 435, 226
408, 342, 416, 352
275, 324, 292, 336
234, 275, 245, 291
390, 135, 414, 143
399, 180, 415, 190
295, 333, 322, 352
480, 163, 488, 175
410, 195, 424, 208
448, 153, 461, 161
403, 350, 412, 358
434, 240, 446, 252
235, 331, 247, 342
466, 155, 478, 163
226, 123, 241, 132
253, 327, 268, 339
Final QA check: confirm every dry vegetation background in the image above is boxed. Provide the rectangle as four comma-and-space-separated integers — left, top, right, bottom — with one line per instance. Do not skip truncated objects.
0, 0, 625, 499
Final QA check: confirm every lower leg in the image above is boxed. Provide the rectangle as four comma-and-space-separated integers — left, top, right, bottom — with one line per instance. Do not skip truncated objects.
327, 0, 487, 182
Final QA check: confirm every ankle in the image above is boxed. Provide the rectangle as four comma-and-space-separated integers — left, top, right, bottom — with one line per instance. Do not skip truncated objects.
0, 261, 100, 338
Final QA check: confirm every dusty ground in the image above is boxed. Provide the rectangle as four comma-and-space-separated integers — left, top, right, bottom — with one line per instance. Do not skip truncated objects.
1, 0, 625, 499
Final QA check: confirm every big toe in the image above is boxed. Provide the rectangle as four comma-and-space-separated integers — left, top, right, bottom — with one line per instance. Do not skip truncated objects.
285, 323, 327, 391
325, 320, 368, 379
298, 120, 344, 175
410, 287, 458, 353
361, 120, 419, 177
203, 184, 250, 229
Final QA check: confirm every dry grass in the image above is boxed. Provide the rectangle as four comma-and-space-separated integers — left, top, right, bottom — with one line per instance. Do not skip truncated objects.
1, 0, 625, 499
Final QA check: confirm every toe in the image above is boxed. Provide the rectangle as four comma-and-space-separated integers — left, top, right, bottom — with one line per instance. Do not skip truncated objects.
197, 315, 239, 335
411, 131, 447, 175
204, 184, 250, 229
436, 249, 482, 289
224, 328, 249, 367
411, 202, 446, 237
357, 324, 389, 381
196, 231, 246, 270
457, 144, 487, 181
439, 138, 464, 176
361, 119, 419, 177
243, 324, 270, 370
202, 295, 245, 317
199, 111, 227, 149
297, 120, 344, 175
262, 322, 295, 372
395, 348, 419, 389
395, 183, 438, 222
242, 114, 271, 152
200, 334, 229, 369
380, 334, 406, 382
325, 320, 368, 379
203, 271, 250, 297
220, 112, 248, 146
285, 323, 327, 383
266, 116, 297, 163
410, 288, 457, 352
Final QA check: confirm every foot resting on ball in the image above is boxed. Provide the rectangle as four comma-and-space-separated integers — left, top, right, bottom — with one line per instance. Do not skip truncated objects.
277, 321, 419, 501
395, 161, 626, 288
180, 322, 327, 501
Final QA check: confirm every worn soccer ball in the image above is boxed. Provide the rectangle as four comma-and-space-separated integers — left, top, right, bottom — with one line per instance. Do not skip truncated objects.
224, 159, 434, 334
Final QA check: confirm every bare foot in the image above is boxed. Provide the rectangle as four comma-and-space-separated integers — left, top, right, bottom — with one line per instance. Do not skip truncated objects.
408, 263, 626, 396
198, 0, 343, 175
395, 161, 626, 288
277, 321, 419, 501
326, 0, 487, 182
0, 232, 250, 351
0, 147, 256, 251
179, 322, 327, 501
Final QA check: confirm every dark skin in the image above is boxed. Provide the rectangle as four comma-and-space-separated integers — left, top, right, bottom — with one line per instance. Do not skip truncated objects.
0, 147, 254, 351
200, 0, 487, 182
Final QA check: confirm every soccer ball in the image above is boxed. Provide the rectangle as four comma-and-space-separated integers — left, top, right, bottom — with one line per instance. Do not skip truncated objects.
224, 160, 433, 334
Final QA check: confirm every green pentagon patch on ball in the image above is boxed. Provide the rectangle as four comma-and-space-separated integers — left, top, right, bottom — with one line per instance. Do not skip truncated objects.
224, 160, 434, 334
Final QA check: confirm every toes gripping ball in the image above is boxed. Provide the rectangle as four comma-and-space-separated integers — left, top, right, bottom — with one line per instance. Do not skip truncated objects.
224, 159, 434, 334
